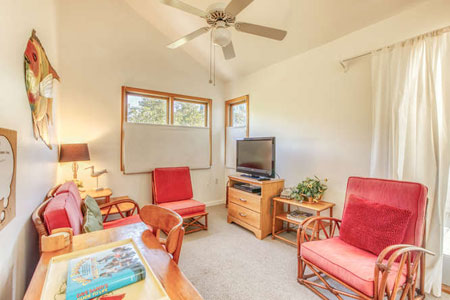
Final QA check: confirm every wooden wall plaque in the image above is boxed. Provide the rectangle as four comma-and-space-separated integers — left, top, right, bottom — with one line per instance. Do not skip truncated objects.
0, 128, 17, 231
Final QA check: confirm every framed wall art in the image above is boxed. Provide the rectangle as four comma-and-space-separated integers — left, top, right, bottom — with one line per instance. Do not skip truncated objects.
24, 29, 60, 149
0, 128, 17, 231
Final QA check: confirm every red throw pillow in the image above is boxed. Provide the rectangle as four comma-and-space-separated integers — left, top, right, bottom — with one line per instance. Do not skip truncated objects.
339, 194, 412, 256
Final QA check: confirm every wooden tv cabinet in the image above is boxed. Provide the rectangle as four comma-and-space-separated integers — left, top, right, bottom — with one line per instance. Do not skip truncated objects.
227, 175, 284, 239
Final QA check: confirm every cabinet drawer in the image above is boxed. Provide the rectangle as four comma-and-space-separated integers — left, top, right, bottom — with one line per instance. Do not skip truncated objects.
228, 202, 260, 229
228, 187, 261, 212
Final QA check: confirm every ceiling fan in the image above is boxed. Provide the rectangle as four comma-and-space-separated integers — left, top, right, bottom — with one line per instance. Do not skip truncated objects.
161, 0, 288, 60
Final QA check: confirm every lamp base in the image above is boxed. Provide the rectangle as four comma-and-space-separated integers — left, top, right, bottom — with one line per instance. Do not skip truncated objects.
67, 178, 84, 189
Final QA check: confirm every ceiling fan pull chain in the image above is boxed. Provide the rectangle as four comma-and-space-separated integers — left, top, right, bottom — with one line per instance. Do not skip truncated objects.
209, 29, 213, 84
213, 38, 216, 86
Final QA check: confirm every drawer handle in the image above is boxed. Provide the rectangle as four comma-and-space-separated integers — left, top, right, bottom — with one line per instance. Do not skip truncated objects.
239, 198, 247, 202
239, 212, 247, 217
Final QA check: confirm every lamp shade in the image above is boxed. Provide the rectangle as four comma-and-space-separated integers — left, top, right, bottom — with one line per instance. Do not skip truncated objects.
59, 144, 90, 162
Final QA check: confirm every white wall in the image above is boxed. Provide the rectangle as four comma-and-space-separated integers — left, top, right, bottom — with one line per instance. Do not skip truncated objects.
55, 0, 226, 207
0, 0, 59, 299
224, 0, 450, 218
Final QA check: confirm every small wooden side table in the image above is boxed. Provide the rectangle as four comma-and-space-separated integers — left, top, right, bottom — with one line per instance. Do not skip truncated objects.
80, 188, 112, 203
272, 197, 335, 246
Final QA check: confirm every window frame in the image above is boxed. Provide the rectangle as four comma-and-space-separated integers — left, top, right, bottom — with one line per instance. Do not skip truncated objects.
121, 86, 212, 173
225, 95, 249, 163
126, 92, 170, 125
225, 95, 249, 131
172, 98, 209, 128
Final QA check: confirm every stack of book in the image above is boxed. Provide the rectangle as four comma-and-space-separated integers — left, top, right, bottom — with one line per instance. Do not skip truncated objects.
286, 210, 313, 223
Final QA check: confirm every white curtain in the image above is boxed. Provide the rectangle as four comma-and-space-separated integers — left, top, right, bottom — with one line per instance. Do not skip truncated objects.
370, 29, 450, 296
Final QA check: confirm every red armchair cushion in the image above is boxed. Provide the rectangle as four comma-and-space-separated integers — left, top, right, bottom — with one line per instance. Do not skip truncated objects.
43, 192, 84, 235
103, 214, 143, 230
159, 199, 206, 217
301, 237, 406, 297
345, 177, 427, 247
153, 167, 193, 203
340, 194, 412, 256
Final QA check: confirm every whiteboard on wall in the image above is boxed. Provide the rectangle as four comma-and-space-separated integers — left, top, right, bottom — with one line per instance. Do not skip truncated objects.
122, 123, 211, 174
226, 126, 247, 169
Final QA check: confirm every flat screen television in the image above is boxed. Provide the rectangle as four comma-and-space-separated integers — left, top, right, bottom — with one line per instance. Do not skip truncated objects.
236, 137, 275, 179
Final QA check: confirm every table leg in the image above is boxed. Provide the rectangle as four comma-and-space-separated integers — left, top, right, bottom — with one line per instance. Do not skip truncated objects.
329, 207, 333, 236
286, 204, 291, 232
272, 200, 277, 239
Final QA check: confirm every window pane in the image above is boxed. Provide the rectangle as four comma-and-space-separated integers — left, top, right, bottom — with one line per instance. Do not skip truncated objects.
173, 100, 206, 127
127, 95, 167, 125
231, 103, 246, 127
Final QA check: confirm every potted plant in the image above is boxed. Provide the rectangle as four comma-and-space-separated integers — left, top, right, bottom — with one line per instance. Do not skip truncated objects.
294, 176, 328, 203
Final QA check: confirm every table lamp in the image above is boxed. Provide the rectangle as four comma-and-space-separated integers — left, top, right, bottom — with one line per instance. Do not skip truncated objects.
59, 143, 90, 188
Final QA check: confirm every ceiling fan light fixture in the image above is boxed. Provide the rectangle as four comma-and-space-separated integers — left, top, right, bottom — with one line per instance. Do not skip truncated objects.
213, 26, 231, 47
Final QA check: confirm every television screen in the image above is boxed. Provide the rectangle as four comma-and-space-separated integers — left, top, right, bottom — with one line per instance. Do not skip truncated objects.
236, 137, 275, 178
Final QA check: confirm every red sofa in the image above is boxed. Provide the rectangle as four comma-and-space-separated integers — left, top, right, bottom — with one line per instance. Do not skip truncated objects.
32, 181, 142, 251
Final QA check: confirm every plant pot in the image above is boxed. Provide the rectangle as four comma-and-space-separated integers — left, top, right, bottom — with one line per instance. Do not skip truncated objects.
305, 194, 322, 203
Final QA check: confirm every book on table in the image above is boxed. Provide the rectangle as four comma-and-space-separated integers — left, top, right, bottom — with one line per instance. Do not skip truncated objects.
66, 243, 146, 300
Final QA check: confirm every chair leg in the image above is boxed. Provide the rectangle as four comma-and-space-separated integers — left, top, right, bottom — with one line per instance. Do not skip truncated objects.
183, 213, 208, 234
172, 227, 185, 264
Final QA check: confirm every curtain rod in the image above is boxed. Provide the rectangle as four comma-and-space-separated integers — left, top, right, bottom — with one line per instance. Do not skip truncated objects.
339, 25, 450, 72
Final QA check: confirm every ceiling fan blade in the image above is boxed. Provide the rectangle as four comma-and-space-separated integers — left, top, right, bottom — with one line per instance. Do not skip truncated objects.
225, 0, 253, 17
234, 22, 287, 41
167, 27, 210, 49
160, 0, 207, 18
222, 42, 236, 60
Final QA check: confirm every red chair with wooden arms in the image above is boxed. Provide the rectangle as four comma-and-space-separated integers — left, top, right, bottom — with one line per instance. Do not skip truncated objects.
139, 205, 185, 264
152, 167, 208, 234
297, 177, 435, 300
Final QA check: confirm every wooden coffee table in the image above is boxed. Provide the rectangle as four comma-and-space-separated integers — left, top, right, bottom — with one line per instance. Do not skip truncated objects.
23, 222, 203, 300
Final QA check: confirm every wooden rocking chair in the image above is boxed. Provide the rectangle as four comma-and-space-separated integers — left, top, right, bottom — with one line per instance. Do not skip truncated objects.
297, 177, 435, 300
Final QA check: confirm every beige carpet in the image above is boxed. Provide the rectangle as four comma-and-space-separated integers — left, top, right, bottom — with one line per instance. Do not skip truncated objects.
179, 205, 448, 300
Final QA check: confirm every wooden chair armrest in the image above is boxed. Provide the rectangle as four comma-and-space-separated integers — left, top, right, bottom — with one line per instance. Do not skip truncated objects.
99, 198, 140, 211
99, 198, 140, 223
297, 216, 342, 256
374, 244, 435, 299
41, 227, 73, 252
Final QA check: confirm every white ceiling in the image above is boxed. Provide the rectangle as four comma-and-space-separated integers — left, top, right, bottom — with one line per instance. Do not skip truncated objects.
125, 0, 426, 81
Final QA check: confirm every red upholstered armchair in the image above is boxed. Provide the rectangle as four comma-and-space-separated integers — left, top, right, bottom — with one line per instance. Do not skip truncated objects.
297, 177, 434, 300
152, 167, 208, 234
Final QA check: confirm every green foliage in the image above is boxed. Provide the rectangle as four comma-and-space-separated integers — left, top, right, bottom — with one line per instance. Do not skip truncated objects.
128, 97, 167, 125
292, 176, 328, 201
173, 101, 205, 127
232, 103, 246, 126
127, 97, 206, 127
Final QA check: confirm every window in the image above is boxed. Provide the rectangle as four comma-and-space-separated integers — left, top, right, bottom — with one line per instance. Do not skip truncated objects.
225, 95, 249, 130
225, 95, 249, 168
230, 102, 247, 127
121, 86, 212, 173
127, 94, 168, 125
173, 99, 207, 127
123, 87, 210, 128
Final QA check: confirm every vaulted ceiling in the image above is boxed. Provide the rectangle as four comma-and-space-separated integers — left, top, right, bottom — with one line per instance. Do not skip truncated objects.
125, 0, 426, 81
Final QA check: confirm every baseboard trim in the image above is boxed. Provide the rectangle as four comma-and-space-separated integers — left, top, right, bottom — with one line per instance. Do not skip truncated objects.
205, 199, 225, 207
